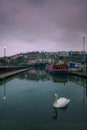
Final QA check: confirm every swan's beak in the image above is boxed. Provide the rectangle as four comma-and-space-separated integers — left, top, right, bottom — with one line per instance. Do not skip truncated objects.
53, 94, 57, 98
53, 94, 57, 97
53, 95, 55, 101
53, 94, 55, 97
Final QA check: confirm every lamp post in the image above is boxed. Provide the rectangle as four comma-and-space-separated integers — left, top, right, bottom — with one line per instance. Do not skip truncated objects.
4, 46, 6, 66
83, 36, 87, 75
3, 46, 7, 100
83, 36, 85, 60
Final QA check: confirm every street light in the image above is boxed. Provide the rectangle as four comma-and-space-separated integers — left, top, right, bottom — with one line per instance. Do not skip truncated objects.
3, 46, 7, 100
83, 36, 85, 60
4, 46, 6, 57
4, 46, 6, 66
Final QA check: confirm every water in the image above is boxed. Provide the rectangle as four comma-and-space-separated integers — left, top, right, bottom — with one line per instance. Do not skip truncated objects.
0, 68, 87, 130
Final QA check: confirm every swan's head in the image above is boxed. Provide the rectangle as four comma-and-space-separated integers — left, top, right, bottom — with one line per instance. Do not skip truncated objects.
53, 93, 58, 99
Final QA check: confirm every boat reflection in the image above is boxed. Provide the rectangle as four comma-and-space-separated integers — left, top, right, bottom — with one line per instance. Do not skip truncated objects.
17, 68, 87, 89
18, 68, 68, 84
1, 68, 87, 98
51, 75, 68, 84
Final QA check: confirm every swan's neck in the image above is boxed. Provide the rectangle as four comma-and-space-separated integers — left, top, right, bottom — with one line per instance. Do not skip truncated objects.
54, 95, 58, 103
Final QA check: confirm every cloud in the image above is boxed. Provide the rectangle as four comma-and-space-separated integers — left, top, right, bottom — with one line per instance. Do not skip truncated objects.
0, 0, 87, 56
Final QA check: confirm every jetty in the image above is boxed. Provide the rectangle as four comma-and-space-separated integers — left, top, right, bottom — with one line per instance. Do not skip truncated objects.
0, 66, 31, 81
70, 71, 87, 78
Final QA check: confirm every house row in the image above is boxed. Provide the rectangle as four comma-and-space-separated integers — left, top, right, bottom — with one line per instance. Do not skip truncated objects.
0, 51, 87, 66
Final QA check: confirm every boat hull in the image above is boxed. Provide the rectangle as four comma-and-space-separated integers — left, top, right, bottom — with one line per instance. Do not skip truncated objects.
47, 70, 69, 75
46, 64, 69, 75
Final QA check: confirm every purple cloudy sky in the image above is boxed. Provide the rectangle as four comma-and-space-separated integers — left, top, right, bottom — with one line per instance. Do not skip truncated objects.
0, 0, 87, 57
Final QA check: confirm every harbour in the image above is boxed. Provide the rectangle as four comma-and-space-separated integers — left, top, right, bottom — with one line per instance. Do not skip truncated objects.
0, 63, 87, 82
0, 0, 87, 129
0, 68, 87, 130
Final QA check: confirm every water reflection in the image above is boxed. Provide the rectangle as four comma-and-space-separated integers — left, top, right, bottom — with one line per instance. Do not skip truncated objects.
17, 68, 68, 84
15, 68, 87, 98
69, 75, 87, 87
0, 68, 87, 99
0, 79, 7, 100
86, 80, 87, 97
52, 106, 68, 120
69, 75, 87, 98
52, 107, 58, 120
3, 80, 7, 100
17, 68, 51, 81
17, 68, 87, 87
52, 75, 68, 85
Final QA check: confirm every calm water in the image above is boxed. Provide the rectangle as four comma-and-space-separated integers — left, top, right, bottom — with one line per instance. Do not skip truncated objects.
0, 68, 87, 130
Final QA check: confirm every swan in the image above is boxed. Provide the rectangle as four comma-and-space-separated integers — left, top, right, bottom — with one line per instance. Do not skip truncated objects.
53, 93, 70, 108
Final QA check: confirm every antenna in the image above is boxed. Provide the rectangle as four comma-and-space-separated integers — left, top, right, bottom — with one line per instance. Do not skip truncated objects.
83, 36, 85, 60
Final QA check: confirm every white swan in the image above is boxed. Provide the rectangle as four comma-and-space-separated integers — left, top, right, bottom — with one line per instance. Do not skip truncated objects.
53, 93, 70, 108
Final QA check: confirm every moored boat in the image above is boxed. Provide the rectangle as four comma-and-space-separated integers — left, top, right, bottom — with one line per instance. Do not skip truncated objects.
45, 63, 69, 75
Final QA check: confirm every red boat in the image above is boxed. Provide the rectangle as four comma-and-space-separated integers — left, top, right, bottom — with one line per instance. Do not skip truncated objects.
45, 63, 69, 75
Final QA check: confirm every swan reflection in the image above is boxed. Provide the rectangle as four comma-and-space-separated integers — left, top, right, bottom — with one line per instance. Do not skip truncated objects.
52, 107, 58, 119
52, 105, 68, 120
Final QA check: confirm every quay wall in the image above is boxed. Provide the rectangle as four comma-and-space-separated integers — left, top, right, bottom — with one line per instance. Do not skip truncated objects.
0, 66, 31, 81
0, 64, 45, 81
0, 66, 29, 74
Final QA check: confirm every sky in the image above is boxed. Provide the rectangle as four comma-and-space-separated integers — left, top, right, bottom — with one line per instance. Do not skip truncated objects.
0, 0, 87, 57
